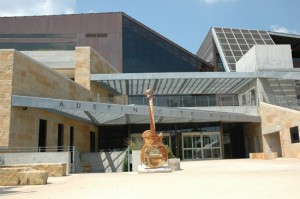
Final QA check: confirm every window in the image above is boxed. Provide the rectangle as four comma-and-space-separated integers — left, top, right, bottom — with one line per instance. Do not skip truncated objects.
250, 89, 256, 105
290, 126, 299, 143
57, 124, 64, 152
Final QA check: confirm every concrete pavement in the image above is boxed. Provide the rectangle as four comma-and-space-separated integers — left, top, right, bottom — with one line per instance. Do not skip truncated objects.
1, 158, 300, 199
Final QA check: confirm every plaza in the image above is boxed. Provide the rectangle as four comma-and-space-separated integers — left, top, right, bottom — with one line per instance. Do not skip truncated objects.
1, 158, 300, 199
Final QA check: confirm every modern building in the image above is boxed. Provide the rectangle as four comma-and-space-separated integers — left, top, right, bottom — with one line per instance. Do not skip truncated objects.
0, 13, 300, 171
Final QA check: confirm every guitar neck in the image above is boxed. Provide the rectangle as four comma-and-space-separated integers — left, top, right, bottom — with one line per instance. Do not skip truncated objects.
148, 98, 156, 135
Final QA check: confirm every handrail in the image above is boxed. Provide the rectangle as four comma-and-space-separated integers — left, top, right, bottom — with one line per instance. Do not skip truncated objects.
0, 146, 75, 153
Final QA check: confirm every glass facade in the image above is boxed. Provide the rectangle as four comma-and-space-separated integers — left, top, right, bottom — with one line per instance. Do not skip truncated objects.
128, 94, 240, 107
122, 16, 213, 73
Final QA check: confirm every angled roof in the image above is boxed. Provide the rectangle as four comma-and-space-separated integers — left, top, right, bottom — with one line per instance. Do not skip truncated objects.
211, 27, 275, 72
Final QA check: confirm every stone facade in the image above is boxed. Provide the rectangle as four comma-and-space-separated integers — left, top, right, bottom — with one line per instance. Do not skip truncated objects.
0, 50, 13, 147
243, 123, 263, 157
260, 102, 300, 158
0, 47, 118, 152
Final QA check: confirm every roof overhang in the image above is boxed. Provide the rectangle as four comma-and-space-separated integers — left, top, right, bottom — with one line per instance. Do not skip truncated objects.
91, 72, 257, 95
11, 95, 261, 125
91, 70, 300, 96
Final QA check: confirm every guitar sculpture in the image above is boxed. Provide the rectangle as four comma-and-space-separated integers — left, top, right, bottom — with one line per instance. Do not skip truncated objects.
140, 89, 168, 168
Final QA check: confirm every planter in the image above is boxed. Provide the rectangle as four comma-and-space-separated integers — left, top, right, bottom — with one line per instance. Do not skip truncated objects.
168, 158, 180, 171
131, 150, 141, 172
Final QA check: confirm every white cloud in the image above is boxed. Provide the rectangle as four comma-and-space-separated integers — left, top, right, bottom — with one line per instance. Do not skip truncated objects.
0, 0, 76, 17
199, 0, 237, 5
270, 25, 300, 35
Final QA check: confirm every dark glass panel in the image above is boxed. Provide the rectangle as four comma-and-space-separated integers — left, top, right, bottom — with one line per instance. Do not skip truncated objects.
243, 34, 253, 39
196, 95, 209, 106
236, 38, 247, 44
182, 95, 195, 107
216, 32, 225, 38
122, 16, 212, 73
239, 45, 249, 50
232, 51, 243, 56
252, 34, 262, 40
234, 33, 244, 38
265, 40, 275, 45
230, 45, 240, 50
221, 44, 230, 51
227, 38, 237, 44
156, 96, 169, 107
225, 33, 234, 38
169, 96, 182, 107
256, 40, 265, 44
208, 95, 216, 106
224, 51, 233, 56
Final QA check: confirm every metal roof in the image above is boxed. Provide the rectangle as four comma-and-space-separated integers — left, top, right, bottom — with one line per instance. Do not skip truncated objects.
91, 70, 300, 96
91, 72, 256, 95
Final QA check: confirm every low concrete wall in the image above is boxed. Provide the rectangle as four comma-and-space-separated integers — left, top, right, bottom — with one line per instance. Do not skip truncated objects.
80, 151, 126, 173
0, 152, 71, 174
249, 152, 278, 160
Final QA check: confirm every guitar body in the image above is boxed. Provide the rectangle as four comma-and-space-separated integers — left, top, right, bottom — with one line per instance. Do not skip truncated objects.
140, 89, 168, 168
140, 130, 168, 168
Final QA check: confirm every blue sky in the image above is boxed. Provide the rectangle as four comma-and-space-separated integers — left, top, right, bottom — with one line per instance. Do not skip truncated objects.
0, 0, 299, 53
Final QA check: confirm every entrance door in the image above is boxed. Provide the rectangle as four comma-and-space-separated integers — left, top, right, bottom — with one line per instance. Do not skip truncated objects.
182, 132, 222, 160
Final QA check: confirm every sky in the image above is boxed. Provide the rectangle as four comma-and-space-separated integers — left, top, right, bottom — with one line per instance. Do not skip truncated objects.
0, 0, 299, 53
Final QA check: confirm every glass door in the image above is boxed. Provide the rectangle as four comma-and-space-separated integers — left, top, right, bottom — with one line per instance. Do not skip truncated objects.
182, 132, 222, 160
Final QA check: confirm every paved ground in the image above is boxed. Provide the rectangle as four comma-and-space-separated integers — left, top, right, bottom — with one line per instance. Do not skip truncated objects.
1, 158, 300, 199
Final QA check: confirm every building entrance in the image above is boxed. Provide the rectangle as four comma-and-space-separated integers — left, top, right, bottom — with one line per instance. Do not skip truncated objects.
182, 132, 222, 160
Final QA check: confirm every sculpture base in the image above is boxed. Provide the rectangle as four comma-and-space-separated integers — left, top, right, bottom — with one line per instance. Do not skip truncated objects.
138, 165, 172, 174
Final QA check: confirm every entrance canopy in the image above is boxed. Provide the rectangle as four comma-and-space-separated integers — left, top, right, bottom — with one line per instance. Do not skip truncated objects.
12, 95, 260, 125
91, 72, 256, 95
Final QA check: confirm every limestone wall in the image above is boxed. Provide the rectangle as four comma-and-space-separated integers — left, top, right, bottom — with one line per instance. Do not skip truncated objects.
243, 123, 263, 157
75, 47, 127, 104
260, 102, 300, 158
0, 50, 14, 147
0, 49, 104, 152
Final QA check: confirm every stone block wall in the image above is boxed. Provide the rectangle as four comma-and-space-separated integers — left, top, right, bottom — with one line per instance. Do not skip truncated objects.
75, 47, 127, 104
0, 50, 14, 147
0, 49, 104, 152
260, 102, 300, 158
243, 123, 263, 157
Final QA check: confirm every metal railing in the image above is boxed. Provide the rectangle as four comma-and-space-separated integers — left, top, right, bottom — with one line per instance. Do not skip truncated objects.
0, 146, 73, 153
0, 146, 79, 173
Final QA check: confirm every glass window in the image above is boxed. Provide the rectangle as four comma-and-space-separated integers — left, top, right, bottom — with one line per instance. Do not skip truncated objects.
250, 89, 256, 105
182, 96, 195, 107
169, 96, 182, 107
156, 96, 169, 107
290, 126, 299, 143
242, 94, 246, 105
184, 136, 192, 148
122, 16, 213, 73
196, 95, 208, 107
129, 96, 144, 105
221, 44, 231, 51
208, 95, 216, 106
203, 149, 212, 158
